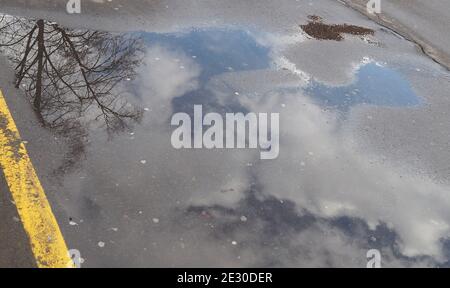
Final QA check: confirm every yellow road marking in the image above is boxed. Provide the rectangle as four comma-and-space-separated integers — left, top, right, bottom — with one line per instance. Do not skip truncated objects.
0, 89, 73, 268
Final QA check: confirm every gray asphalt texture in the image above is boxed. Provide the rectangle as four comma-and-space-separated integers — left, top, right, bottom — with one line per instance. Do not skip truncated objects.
0, 170, 36, 268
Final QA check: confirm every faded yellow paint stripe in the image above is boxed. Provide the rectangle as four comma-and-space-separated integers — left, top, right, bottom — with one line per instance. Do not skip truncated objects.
0, 89, 73, 268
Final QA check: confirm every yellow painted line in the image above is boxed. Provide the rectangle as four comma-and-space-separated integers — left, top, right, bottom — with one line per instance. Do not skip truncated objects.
0, 89, 74, 268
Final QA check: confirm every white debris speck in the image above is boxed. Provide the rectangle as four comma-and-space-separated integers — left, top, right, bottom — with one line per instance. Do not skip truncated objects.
152, 218, 160, 224
234, 92, 240, 96
140, 160, 147, 165
240, 216, 248, 222
144, 107, 150, 111
13, 216, 20, 222
281, 103, 286, 108
111, 228, 119, 232
98, 242, 105, 248
231, 241, 238, 246
69, 221, 78, 226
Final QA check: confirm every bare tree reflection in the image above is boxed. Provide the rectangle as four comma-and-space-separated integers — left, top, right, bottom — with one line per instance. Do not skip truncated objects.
0, 15, 144, 173
0, 15, 143, 132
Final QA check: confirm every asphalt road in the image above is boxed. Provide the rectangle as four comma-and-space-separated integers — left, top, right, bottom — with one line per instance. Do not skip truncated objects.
0, 170, 36, 268
1, 0, 450, 268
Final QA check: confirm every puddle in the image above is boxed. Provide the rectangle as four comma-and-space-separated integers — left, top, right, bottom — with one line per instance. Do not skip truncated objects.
304, 63, 421, 110
0, 14, 419, 125
1, 13, 447, 268
0, 16, 144, 132
136, 28, 271, 114
140, 29, 271, 82
0, 15, 271, 126
0, 14, 274, 171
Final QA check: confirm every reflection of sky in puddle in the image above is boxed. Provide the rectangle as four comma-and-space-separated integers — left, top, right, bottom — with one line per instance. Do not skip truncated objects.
138, 29, 271, 114
2, 15, 445, 267
138, 29, 421, 113
304, 63, 421, 110
140, 29, 270, 81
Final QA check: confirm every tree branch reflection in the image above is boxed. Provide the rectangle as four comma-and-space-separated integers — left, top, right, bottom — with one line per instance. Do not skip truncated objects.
0, 15, 144, 132
0, 15, 144, 173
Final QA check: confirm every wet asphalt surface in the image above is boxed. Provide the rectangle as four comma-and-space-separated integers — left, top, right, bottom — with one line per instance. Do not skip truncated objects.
1, 0, 450, 268
0, 170, 36, 268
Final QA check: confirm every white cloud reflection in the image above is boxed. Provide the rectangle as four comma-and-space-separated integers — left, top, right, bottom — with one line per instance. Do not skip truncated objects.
63, 28, 450, 267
